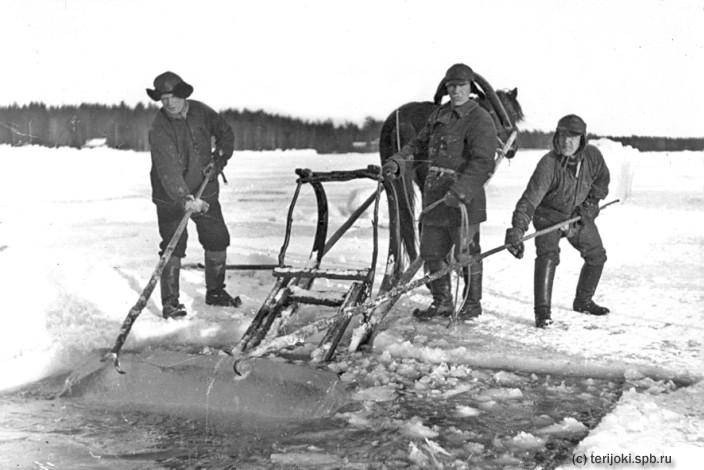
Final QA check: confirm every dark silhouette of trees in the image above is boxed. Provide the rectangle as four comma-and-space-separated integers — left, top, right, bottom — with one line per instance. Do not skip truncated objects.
0, 103, 386, 153
598, 135, 704, 152
517, 130, 704, 152
516, 130, 553, 150
0, 102, 701, 152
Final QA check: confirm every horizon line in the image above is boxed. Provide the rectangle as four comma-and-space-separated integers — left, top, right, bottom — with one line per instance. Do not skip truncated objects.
1, 100, 703, 140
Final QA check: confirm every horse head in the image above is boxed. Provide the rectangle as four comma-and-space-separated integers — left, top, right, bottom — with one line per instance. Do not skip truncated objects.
493, 87, 523, 158
496, 88, 523, 128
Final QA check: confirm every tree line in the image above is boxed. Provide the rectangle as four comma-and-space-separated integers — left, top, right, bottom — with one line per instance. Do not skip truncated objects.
515, 130, 704, 152
0, 103, 381, 153
598, 135, 704, 152
0, 102, 702, 153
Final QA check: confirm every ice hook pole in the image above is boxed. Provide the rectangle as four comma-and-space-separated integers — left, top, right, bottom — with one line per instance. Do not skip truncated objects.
483, 198, 621, 260
105, 164, 218, 373
346, 199, 621, 335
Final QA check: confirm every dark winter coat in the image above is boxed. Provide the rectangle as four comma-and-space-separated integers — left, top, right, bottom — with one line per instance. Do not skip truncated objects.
511, 143, 610, 231
149, 100, 234, 208
398, 99, 497, 226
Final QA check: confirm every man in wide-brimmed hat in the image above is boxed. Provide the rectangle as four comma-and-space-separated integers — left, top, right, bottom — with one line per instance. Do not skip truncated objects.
383, 63, 498, 322
504, 114, 611, 328
146, 71, 240, 319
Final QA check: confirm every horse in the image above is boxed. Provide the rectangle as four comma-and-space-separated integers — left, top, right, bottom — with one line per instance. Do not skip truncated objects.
379, 80, 524, 265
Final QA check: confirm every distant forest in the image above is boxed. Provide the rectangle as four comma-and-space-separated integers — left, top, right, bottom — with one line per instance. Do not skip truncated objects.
1, 102, 702, 153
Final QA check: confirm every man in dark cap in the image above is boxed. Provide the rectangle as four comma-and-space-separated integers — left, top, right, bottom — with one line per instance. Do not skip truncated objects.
383, 63, 498, 321
146, 71, 240, 319
504, 114, 611, 328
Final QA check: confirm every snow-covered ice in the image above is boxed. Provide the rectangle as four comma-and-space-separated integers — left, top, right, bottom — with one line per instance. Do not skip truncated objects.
0, 141, 702, 467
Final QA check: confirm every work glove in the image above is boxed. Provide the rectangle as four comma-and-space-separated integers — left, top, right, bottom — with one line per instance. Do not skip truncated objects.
212, 149, 229, 173
183, 195, 210, 214
504, 227, 525, 259
564, 197, 599, 238
382, 154, 405, 179
444, 189, 464, 208
574, 197, 600, 222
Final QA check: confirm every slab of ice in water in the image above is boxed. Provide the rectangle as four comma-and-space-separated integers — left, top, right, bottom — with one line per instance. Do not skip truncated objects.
61, 351, 348, 420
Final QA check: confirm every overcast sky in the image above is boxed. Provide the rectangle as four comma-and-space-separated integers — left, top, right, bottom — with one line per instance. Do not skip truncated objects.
2, 0, 702, 136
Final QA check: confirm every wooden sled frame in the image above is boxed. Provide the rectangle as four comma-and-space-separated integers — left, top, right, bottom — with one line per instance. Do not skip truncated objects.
231, 164, 405, 362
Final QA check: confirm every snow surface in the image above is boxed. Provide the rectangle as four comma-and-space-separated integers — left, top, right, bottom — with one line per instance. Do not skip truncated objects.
0, 142, 703, 467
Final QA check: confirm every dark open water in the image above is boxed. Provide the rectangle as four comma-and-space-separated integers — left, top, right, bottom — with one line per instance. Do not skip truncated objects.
0, 351, 627, 470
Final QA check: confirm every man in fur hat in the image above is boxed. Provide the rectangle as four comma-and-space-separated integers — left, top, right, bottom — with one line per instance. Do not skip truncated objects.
504, 114, 610, 328
146, 71, 240, 319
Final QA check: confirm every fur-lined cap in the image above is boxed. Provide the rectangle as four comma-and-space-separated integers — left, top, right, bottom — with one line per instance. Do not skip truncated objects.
556, 114, 586, 136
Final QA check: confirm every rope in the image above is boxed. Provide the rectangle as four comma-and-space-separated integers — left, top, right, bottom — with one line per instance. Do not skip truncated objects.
450, 204, 471, 324
395, 109, 401, 153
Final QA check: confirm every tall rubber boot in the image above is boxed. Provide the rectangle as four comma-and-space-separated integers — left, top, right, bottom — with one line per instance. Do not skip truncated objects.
204, 250, 241, 307
534, 258, 557, 328
458, 260, 482, 319
573, 263, 609, 315
161, 256, 187, 319
413, 273, 454, 321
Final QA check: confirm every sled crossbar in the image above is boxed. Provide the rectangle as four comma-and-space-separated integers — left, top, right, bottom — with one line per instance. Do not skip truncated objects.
295, 167, 382, 184
183, 262, 279, 271
273, 267, 370, 281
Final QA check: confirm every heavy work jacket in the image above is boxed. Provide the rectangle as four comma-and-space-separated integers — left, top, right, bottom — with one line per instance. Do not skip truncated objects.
149, 100, 234, 208
511, 143, 610, 231
398, 99, 497, 226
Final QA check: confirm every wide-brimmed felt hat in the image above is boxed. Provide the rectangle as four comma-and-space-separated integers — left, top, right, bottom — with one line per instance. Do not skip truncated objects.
146, 71, 193, 101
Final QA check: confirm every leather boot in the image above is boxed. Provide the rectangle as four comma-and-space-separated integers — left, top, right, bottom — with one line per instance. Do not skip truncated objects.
573, 263, 609, 315
161, 256, 187, 319
204, 250, 241, 307
413, 273, 454, 321
458, 260, 482, 319
534, 257, 557, 328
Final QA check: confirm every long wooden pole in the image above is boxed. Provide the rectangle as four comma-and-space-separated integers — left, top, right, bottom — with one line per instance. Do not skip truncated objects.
347, 199, 621, 346
106, 164, 217, 373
